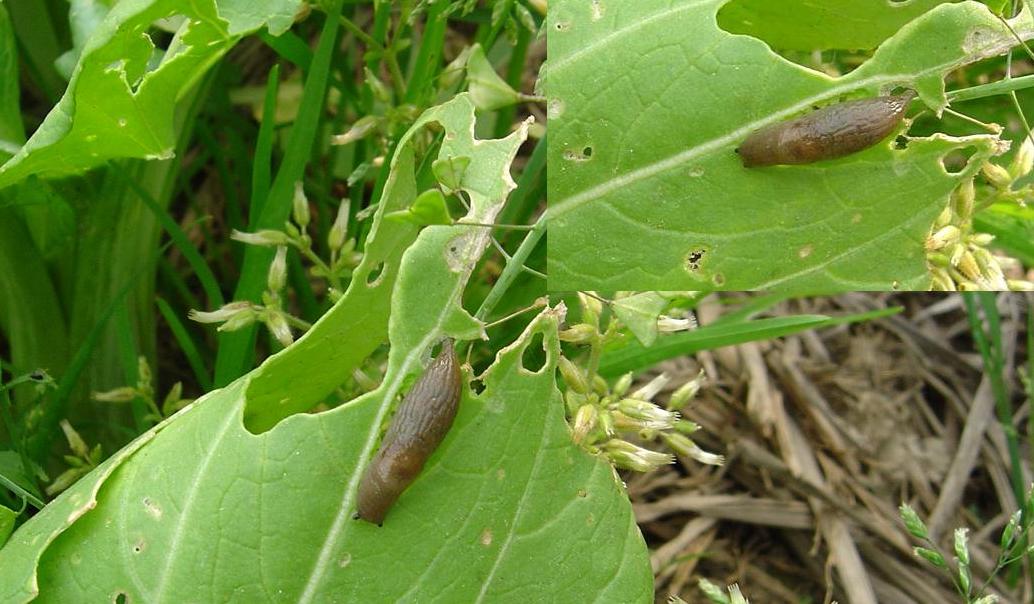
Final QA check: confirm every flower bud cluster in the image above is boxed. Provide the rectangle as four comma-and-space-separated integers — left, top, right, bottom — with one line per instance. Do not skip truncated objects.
558, 293, 723, 473
194, 183, 361, 347
927, 166, 1033, 291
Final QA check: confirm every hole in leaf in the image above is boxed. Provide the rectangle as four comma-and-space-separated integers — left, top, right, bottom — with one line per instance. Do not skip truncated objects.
562, 145, 594, 162
520, 332, 546, 373
366, 261, 385, 287
684, 246, 709, 274
893, 135, 909, 150
114, 593, 129, 604
940, 147, 976, 174
715, 0, 888, 74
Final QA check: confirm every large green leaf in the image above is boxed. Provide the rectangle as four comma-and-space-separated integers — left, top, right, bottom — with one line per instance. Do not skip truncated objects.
0, 95, 651, 602
0, 0, 300, 189
546, 0, 1028, 291
244, 93, 530, 432
717, 0, 958, 51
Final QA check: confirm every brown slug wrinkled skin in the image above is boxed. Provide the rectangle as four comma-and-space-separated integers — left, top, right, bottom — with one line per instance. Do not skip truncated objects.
356, 338, 462, 526
737, 91, 916, 167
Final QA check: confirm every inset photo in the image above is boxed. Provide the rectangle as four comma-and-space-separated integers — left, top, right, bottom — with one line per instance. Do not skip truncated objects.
547, 0, 1034, 292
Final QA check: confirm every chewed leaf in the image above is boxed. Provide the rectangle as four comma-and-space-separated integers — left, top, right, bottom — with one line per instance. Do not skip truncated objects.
0, 92, 640, 602
717, 0, 952, 51
547, 0, 1029, 291
0, 308, 650, 602
0, 0, 302, 190
243, 93, 530, 432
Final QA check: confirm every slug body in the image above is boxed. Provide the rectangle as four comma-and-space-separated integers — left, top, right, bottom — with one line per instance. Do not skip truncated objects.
737, 91, 915, 167
356, 339, 462, 525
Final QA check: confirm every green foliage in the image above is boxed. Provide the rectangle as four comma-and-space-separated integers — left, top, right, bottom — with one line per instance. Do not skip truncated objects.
901, 484, 1034, 604
598, 307, 901, 378
717, 0, 954, 51
0, 0, 302, 188
0, 99, 649, 599
547, 0, 1030, 290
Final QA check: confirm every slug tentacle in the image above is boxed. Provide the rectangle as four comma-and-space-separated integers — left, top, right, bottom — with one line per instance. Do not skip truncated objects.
356, 338, 463, 526
737, 91, 916, 167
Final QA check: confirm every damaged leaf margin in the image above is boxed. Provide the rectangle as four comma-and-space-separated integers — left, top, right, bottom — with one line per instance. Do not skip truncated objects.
0, 93, 539, 601
0, 0, 302, 189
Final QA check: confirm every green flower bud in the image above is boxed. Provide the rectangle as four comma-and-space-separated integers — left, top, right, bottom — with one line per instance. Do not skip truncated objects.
982, 162, 1012, 189
292, 181, 310, 229
92, 387, 139, 403
899, 503, 929, 540
631, 373, 670, 402
914, 546, 946, 568
612, 373, 633, 397
559, 323, 597, 344
572, 404, 598, 444
328, 199, 351, 252
1010, 137, 1034, 179
265, 311, 293, 347
926, 225, 960, 251
558, 356, 590, 394
231, 229, 292, 247
268, 246, 289, 293
60, 420, 90, 458
578, 292, 602, 327
602, 439, 674, 472
331, 115, 382, 146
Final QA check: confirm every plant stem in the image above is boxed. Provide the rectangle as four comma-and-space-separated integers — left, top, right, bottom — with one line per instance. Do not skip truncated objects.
474, 212, 544, 322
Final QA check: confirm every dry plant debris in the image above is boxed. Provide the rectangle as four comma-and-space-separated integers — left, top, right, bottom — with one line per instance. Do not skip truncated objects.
630, 293, 1032, 604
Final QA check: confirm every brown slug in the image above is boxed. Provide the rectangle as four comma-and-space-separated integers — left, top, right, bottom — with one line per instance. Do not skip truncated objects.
736, 91, 916, 167
356, 338, 462, 526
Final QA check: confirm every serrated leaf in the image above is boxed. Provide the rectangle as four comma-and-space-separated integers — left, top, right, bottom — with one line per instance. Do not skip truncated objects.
547, 0, 1029, 291
0, 0, 302, 189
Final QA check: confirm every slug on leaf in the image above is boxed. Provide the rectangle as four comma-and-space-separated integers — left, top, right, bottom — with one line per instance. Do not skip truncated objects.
356, 338, 462, 526
736, 91, 916, 167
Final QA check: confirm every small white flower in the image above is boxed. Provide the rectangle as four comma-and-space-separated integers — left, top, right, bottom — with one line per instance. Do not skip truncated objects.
265, 311, 294, 347
292, 181, 310, 229
631, 373, 669, 402
188, 301, 254, 324
602, 439, 674, 472
231, 229, 291, 247
268, 245, 288, 292
657, 313, 698, 332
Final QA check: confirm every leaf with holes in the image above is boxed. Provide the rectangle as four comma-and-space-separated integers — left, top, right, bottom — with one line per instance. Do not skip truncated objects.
717, 0, 954, 51
0, 94, 651, 602
0, 0, 301, 190
546, 0, 1028, 291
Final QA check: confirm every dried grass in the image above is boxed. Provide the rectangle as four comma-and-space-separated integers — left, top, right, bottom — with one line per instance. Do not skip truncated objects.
634, 293, 1033, 604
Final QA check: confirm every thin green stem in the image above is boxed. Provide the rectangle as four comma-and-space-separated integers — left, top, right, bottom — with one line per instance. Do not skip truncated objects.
474, 212, 544, 322
946, 74, 1034, 104
339, 14, 382, 51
